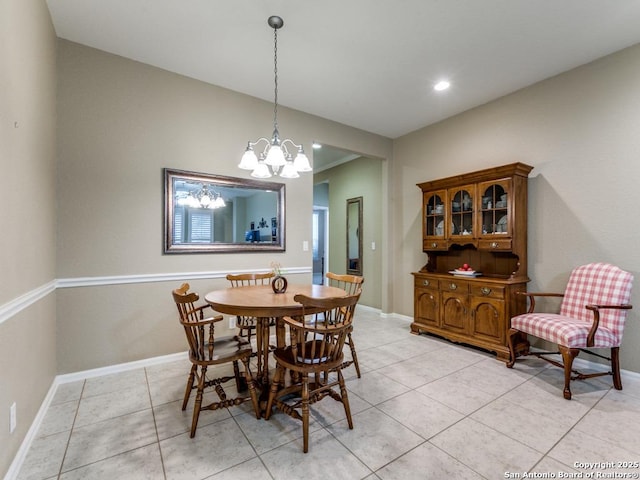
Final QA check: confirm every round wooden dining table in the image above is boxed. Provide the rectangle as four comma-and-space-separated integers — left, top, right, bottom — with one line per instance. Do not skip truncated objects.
205, 284, 346, 390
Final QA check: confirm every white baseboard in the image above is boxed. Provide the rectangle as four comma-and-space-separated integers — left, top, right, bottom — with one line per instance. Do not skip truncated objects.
4, 351, 188, 480
387, 311, 412, 322
55, 351, 188, 384
353, 303, 412, 323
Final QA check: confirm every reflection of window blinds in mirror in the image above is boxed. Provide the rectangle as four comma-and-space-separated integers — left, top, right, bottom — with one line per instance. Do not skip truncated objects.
173, 208, 183, 244
188, 210, 213, 243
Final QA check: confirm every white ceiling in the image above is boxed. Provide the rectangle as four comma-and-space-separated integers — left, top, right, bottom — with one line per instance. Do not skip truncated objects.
47, 0, 640, 142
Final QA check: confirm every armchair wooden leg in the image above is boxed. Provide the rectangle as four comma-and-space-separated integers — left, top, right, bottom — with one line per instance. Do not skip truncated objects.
301, 373, 310, 453
348, 333, 361, 378
182, 364, 197, 410
264, 364, 284, 420
558, 345, 579, 400
506, 328, 519, 368
191, 365, 207, 437
233, 360, 248, 392
255, 325, 264, 383
338, 369, 354, 430
241, 357, 261, 419
611, 347, 623, 390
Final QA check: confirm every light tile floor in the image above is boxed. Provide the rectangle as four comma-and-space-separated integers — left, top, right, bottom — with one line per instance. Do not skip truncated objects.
16, 309, 640, 480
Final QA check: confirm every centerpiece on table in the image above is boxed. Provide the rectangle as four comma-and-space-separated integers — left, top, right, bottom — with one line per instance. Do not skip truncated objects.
270, 261, 288, 294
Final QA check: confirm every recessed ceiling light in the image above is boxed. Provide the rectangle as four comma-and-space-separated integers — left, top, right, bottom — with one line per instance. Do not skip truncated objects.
312, 142, 322, 149
434, 81, 450, 91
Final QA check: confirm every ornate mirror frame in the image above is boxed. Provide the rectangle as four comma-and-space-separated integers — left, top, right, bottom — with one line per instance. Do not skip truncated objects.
346, 196, 363, 275
164, 168, 286, 253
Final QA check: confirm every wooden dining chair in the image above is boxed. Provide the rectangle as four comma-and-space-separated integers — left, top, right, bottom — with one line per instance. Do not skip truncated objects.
264, 291, 361, 452
172, 283, 260, 437
226, 272, 276, 342
507, 263, 633, 399
326, 272, 365, 377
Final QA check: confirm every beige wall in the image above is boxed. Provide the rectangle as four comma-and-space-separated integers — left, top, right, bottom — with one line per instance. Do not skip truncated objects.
393, 43, 640, 373
0, 0, 57, 475
4, 7, 640, 474
55, 40, 393, 373
314, 156, 384, 309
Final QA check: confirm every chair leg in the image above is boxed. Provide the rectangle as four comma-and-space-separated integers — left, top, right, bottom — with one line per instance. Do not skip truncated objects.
182, 364, 197, 410
264, 364, 285, 420
190, 365, 207, 437
233, 360, 247, 392
338, 369, 354, 430
241, 357, 261, 419
255, 322, 264, 385
611, 347, 623, 390
558, 345, 579, 400
301, 373, 310, 453
506, 328, 519, 368
347, 333, 361, 378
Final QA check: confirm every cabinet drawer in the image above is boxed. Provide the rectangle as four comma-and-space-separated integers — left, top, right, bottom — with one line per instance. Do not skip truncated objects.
478, 238, 512, 251
423, 239, 448, 251
439, 279, 469, 293
414, 276, 438, 289
471, 284, 505, 299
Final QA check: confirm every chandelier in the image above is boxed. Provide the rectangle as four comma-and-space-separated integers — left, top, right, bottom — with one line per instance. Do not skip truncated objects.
176, 184, 226, 209
238, 15, 312, 179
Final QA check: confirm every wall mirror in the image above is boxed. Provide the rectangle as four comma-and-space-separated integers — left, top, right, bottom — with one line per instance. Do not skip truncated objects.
164, 168, 285, 253
346, 196, 363, 275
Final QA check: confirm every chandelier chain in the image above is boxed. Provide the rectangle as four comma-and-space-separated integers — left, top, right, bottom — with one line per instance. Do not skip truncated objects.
273, 26, 279, 133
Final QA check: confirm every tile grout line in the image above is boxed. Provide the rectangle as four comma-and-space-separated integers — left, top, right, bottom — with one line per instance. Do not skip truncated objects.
531, 387, 614, 473
145, 367, 168, 480
55, 380, 86, 479
230, 412, 277, 480
362, 347, 557, 478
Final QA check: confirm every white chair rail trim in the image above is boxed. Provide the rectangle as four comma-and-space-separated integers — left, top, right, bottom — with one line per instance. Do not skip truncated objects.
0, 280, 56, 326
0, 267, 312, 326
57, 266, 311, 288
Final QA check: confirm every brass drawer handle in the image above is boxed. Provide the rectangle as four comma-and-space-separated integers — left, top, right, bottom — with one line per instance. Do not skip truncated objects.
449, 283, 457, 290
480, 287, 492, 296
491, 242, 499, 248
423, 279, 430, 287
432, 242, 438, 248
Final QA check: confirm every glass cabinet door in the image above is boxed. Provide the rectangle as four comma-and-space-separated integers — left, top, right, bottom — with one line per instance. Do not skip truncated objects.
449, 186, 474, 237
479, 180, 510, 236
424, 191, 446, 238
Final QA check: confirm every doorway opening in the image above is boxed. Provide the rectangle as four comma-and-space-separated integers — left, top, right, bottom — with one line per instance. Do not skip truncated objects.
312, 206, 328, 284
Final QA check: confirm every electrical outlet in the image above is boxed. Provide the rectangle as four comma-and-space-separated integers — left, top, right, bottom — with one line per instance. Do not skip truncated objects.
10, 402, 16, 434
229, 317, 236, 329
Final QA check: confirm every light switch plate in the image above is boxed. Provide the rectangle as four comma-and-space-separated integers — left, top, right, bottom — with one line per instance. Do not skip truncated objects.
10, 402, 16, 433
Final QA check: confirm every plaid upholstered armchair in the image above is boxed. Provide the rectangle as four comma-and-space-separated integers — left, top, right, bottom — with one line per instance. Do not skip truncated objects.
507, 263, 633, 399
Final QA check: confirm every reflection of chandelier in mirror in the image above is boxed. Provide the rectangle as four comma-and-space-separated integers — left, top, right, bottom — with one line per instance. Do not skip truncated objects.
176, 184, 226, 209
238, 16, 312, 179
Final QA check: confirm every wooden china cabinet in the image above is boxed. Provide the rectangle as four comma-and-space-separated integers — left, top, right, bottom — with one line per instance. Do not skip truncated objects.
412, 162, 533, 361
